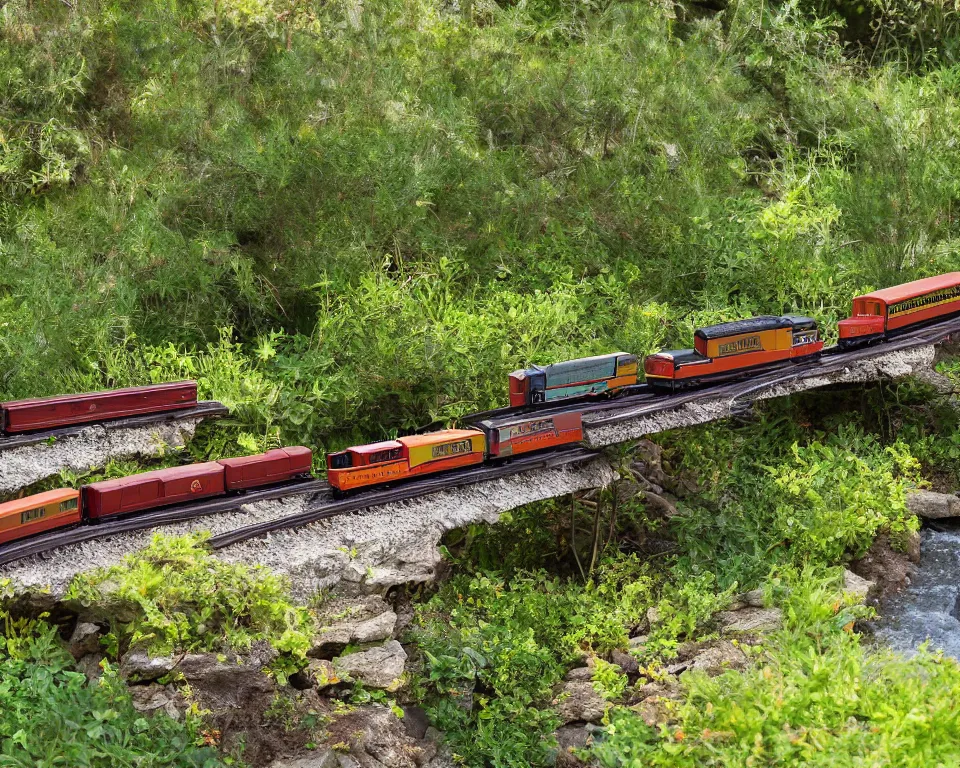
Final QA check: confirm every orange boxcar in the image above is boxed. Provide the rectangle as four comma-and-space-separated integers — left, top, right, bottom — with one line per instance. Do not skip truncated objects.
644, 315, 823, 391
839, 272, 960, 348
0, 488, 81, 545
326, 429, 486, 492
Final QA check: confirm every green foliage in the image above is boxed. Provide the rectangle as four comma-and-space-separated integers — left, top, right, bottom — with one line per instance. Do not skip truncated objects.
65, 534, 314, 683
412, 561, 654, 767
0, 0, 959, 454
0, 606, 221, 766
667, 419, 921, 587
593, 567, 960, 768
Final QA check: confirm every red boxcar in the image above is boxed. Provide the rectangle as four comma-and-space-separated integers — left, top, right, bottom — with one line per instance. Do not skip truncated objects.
82, 461, 225, 520
1, 381, 198, 434
217, 447, 313, 491
839, 272, 960, 348
479, 412, 583, 458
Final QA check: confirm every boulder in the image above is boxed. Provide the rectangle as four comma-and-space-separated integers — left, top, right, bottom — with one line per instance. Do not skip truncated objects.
175, 650, 277, 713
717, 607, 782, 635
311, 596, 398, 657
842, 570, 875, 603
266, 751, 339, 768
685, 640, 748, 675
905, 529, 922, 563
325, 704, 432, 768
564, 666, 594, 682
68, 622, 102, 659
610, 649, 639, 676
628, 634, 648, 649
738, 589, 765, 608
555, 724, 592, 768
334, 640, 407, 690
76, 653, 104, 681
906, 491, 960, 520
401, 705, 430, 741
552, 680, 607, 724
119, 652, 175, 682
129, 684, 185, 721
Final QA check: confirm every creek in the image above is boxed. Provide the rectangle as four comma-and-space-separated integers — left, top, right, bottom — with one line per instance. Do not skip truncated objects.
876, 523, 960, 658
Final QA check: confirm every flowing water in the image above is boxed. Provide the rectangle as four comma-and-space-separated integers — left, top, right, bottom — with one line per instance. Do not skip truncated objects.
876, 523, 960, 658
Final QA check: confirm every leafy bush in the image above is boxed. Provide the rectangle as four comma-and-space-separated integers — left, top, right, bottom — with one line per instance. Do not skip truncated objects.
0, 598, 221, 766
65, 534, 314, 682
594, 568, 960, 768
668, 421, 921, 586
412, 562, 654, 766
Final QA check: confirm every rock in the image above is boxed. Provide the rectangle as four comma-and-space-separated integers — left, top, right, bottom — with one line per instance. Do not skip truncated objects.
628, 634, 648, 649
266, 751, 339, 768
175, 650, 277, 714
555, 724, 592, 768
632, 696, 669, 728
75, 653, 104, 681
906, 490, 960, 520
553, 680, 607, 724
950, 593, 960, 622
717, 607, 782, 635
401, 705, 430, 741
610, 649, 639, 676
739, 588, 765, 608
635, 679, 681, 700
334, 640, 407, 690
905, 529, 922, 563
565, 666, 594, 682
685, 641, 748, 675
646, 607, 661, 626
842, 570, 875, 602
129, 684, 184, 721
326, 704, 429, 768
119, 652, 175, 682
311, 596, 398, 657
291, 659, 341, 691
68, 622, 102, 659
850, 533, 915, 600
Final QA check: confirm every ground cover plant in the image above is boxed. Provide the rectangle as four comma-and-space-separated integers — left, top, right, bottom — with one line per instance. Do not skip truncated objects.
65, 533, 315, 683
0, 585, 223, 766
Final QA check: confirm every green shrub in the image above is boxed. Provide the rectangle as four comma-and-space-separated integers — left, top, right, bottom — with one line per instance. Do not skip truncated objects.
65, 534, 314, 683
0, 601, 221, 766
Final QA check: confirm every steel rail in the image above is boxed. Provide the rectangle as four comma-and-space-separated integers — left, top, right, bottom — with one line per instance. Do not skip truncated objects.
208, 447, 600, 549
3, 314, 960, 566
0, 479, 329, 566
0, 401, 229, 452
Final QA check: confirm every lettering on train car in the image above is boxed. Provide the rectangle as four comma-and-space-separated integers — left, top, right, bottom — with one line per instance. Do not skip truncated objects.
506, 419, 557, 440
431, 439, 474, 459
717, 335, 762, 356
792, 331, 819, 346
888, 285, 960, 316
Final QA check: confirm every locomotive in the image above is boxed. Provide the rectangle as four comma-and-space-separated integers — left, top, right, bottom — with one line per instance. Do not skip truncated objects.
332, 271, 960, 492
3, 271, 960, 546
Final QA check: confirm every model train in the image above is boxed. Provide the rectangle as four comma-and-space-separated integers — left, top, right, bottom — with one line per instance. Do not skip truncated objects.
1, 272, 959, 542
0, 447, 312, 545
330, 271, 960, 492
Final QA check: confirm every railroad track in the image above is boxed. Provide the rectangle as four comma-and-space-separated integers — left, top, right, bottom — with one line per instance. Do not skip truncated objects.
3, 314, 960, 567
0, 401, 229, 452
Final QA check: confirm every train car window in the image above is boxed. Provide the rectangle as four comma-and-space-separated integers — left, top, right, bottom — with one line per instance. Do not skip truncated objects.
20, 507, 45, 524
328, 453, 353, 469
369, 448, 402, 464
59, 497, 78, 513
866, 301, 882, 315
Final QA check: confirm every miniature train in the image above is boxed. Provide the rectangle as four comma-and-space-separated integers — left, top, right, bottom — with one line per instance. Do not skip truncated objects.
1, 271, 959, 544
0, 447, 312, 545
331, 271, 960, 491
